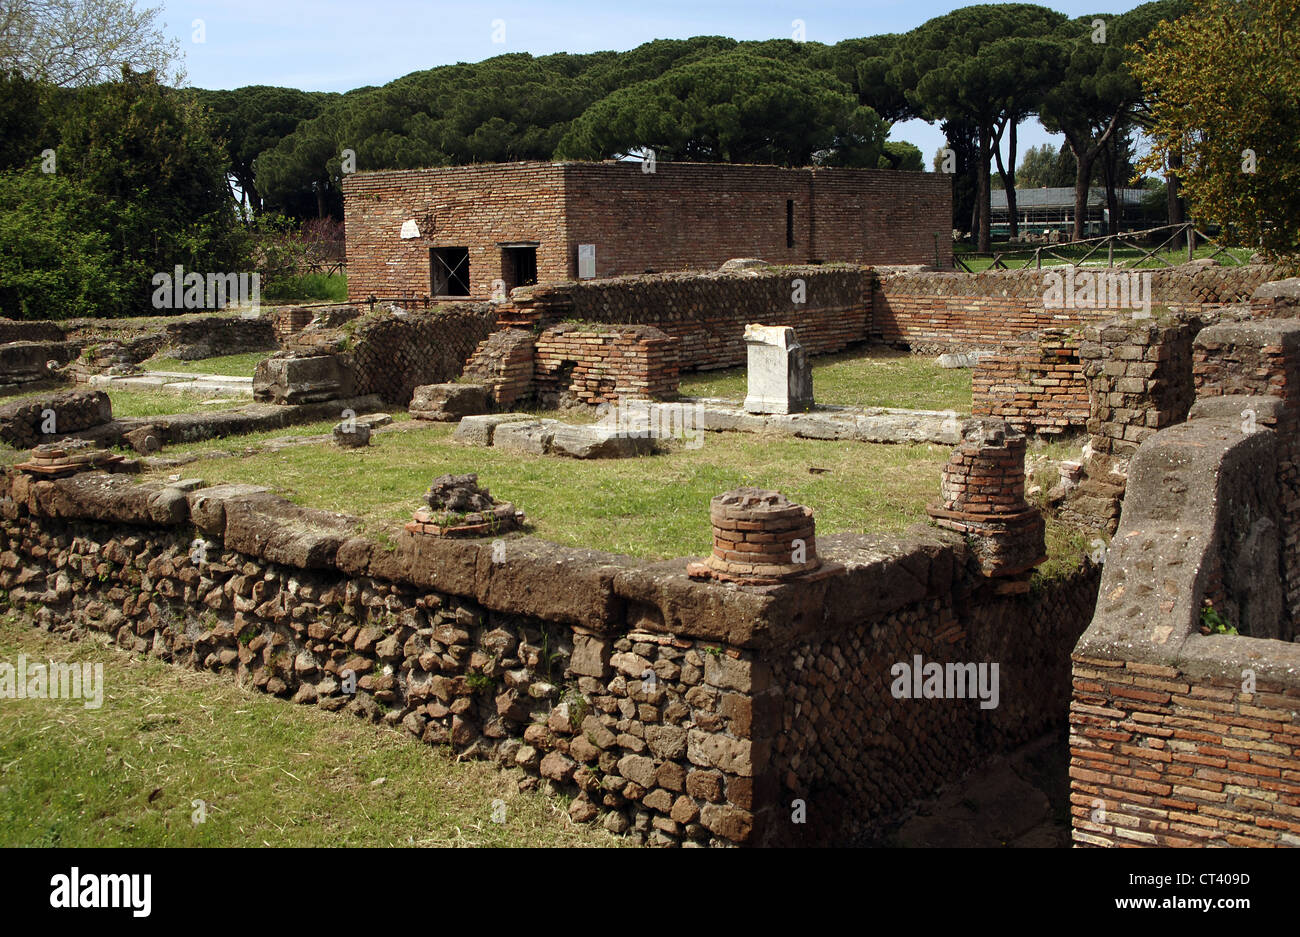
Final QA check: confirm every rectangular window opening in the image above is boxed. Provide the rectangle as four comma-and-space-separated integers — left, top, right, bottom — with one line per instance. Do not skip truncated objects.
502, 246, 538, 292
431, 247, 471, 297
786, 200, 795, 249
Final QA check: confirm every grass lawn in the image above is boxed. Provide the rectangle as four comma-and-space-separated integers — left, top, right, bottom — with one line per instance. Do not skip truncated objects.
679, 346, 972, 413
143, 350, 272, 377
143, 422, 1093, 582
0, 614, 617, 847
107, 388, 253, 418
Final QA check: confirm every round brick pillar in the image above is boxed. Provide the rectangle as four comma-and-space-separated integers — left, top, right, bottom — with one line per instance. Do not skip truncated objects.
687, 487, 820, 584
937, 420, 1031, 516
927, 420, 1045, 582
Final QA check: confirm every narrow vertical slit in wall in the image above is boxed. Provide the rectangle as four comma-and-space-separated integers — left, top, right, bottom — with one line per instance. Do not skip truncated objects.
786, 199, 795, 249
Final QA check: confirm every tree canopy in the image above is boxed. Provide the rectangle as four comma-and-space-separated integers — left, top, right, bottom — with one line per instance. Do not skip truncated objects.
1132, 0, 1300, 255
554, 49, 889, 167
0, 68, 248, 318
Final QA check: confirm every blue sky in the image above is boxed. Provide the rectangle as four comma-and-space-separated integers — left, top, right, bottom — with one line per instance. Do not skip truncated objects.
162, 0, 1155, 168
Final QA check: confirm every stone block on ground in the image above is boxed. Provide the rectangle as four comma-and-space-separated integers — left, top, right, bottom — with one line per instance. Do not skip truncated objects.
333, 421, 371, 448
123, 424, 162, 454
254, 354, 355, 404
548, 423, 655, 459
409, 382, 491, 421
453, 413, 534, 447
492, 419, 557, 456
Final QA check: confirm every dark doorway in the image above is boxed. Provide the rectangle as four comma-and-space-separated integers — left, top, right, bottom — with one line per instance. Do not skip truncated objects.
501, 244, 539, 292
431, 247, 471, 296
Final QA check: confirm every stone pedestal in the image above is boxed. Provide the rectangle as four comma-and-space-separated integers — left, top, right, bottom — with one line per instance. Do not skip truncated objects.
743, 324, 813, 415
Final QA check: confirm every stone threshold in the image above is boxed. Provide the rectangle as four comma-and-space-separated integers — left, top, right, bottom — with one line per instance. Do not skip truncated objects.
83, 370, 254, 397
626, 397, 971, 446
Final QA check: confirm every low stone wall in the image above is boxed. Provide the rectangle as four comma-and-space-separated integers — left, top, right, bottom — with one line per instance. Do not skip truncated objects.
0, 319, 65, 344
0, 462, 1098, 846
63, 312, 276, 363
971, 329, 1087, 434
873, 264, 1281, 353
285, 303, 498, 406
503, 266, 870, 373
0, 389, 112, 449
0, 341, 78, 389
0, 312, 277, 375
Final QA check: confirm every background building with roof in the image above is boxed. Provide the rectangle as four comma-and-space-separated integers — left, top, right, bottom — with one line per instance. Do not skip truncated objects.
990, 187, 1153, 237
342, 161, 953, 302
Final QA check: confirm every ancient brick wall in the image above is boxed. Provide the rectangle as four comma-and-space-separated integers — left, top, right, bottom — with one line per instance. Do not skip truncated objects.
1070, 383, 1300, 847
534, 324, 679, 405
1193, 320, 1300, 629
508, 266, 870, 373
342, 161, 950, 304
1070, 655, 1300, 847
462, 330, 537, 409
0, 465, 1099, 847
765, 533, 1099, 846
971, 329, 1088, 434
562, 163, 950, 278
873, 264, 1282, 353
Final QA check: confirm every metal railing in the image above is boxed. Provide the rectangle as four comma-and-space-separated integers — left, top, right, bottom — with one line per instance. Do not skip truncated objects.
951, 223, 1248, 272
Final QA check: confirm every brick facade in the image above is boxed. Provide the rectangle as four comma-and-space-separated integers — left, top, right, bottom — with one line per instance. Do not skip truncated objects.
1070, 656, 1300, 847
342, 162, 951, 303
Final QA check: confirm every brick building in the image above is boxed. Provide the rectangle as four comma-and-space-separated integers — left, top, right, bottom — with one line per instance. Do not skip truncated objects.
342, 161, 952, 302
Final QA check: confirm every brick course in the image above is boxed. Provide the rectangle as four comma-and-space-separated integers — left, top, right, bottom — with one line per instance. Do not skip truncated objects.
503, 266, 870, 373
534, 324, 679, 405
971, 329, 1088, 434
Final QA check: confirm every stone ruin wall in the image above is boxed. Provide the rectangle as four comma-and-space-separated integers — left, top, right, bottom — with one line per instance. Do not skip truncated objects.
500, 266, 870, 374
874, 264, 1282, 355
971, 329, 1088, 435
280, 302, 498, 406
1069, 317, 1300, 848
963, 266, 1290, 439
0, 312, 277, 380
0, 460, 1098, 847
